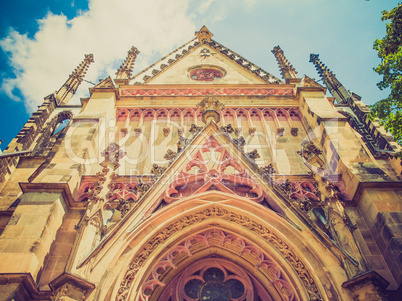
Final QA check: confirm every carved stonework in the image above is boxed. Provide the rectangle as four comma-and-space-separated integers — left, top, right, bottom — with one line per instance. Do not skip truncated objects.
177, 136, 190, 152
277, 179, 295, 195
233, 136, 246, 150
195, 25, 214, 43
297, 141, 323, 160
164, 137, 264, 203
249, 127, 256, 135
150, 164, 167, 177
189, 124, 203, 135
134, 128, 142, 136
121, 87, 294, 97
117, 206, 322, 301
197, 94, 224, 123
245, 149, 260, 161
291, 127, 298, 137
277, 126, 284, 136
220, 124, 234, 134
135, 179, 151, 195
100, 142, 126, 170
259, 163, 276, 175
163, 127, 170, 137
120, 128, 128, 136
115, 46, 140, 80
140, 229, 297, 300
164, 149, 177, 161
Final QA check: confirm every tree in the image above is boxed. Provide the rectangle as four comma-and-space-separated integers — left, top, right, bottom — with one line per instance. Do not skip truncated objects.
372, 4, 402, 146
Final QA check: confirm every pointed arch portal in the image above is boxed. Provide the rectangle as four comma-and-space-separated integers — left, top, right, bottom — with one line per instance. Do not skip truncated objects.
113, 205, 326, 301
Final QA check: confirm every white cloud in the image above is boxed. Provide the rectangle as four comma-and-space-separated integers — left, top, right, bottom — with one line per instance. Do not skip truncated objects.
0, 0, 196, 112
198, 0, 214, 14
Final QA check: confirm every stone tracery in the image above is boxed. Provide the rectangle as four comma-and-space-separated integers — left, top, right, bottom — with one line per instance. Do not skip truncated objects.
139, 229, 297, 301
164, 137, 264, 203
116, 206, 322, 301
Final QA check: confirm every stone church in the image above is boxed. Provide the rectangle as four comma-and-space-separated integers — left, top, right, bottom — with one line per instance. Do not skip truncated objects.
0, 26, 401, 300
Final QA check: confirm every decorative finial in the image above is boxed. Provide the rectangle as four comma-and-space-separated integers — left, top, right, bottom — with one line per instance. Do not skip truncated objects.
309, 53, 349, 104
56, 54, 94, 105
116, 46, 140, 80
272, 46, 297, 79
197, 94, 224, 124
195, 25, 213, 43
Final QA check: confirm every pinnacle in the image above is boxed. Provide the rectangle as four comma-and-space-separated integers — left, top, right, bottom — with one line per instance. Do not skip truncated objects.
195, 25, 214, 43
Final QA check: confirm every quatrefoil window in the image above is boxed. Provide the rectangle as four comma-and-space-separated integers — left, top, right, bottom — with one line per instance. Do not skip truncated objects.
184, 267, 245, 300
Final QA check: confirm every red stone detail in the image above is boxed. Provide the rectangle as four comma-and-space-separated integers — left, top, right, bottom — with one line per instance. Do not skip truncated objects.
141, 229, 297, 301
121, 88, 293, 96
189, 68, 224, 81
164, 136, 264, 203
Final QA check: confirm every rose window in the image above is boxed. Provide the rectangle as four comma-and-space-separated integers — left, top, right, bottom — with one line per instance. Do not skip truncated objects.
188, 65, 226, 81
184, 267, 245, 300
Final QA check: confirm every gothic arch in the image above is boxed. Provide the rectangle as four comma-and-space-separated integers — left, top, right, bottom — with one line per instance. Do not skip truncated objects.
95, 192, 344, 301
31, 110, 73, 156
136, 228, 300, 301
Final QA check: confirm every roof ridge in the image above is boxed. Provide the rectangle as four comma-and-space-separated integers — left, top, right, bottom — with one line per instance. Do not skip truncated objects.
130, 37, 198, 84
208, 39, 282, 84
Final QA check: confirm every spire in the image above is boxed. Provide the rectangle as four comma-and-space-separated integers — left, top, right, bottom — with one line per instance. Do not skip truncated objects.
56, 54, 94, 105
115, 46, 140, 80
195, 25, 213, 43
309, 54, 349, 104
271, 46, 297, 79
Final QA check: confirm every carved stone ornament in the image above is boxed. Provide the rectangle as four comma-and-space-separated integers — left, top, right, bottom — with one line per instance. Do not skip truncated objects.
134, 179, 151, 195
177, 136, 190, 152
120, 128, 128, 136
259, 163, 276, 175
197, 94, 225, 124
100, 142, 126, 170
164, 137, 264, 204
297, 141, 323, 160
249, 127, 256, 135
117, 206, 322, 301
134, 128, 142, 136
245, 149, 260, 161
195, 25, 214, 43
233, 136, 246, 150
177, 127, 184, 137
291, 127, 298, 137
277, 126, 285, 136
150, 163, 167, 177
163, 127, 170, 137
220, 124, 234, 134
189, 124, 203, 135
140, 229, 297, 300
164, 149, 177, 161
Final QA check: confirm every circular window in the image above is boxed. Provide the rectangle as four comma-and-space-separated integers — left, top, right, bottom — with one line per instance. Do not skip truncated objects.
188, 65, 226, 81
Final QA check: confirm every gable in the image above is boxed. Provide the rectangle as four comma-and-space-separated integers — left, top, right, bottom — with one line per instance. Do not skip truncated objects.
131, 40, 282, 86
147, 44, 268, 85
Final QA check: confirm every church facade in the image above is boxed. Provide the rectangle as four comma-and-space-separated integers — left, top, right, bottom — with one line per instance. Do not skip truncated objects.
0, 26, 401, 300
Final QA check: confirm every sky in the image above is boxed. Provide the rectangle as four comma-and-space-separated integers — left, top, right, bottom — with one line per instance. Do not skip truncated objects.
0, 0, 399, 150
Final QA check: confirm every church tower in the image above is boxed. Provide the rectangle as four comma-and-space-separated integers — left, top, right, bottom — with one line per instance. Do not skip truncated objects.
0, 26, 401, 301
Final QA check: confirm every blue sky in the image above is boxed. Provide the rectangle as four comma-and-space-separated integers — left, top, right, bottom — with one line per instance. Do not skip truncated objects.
0, 0, 399, 150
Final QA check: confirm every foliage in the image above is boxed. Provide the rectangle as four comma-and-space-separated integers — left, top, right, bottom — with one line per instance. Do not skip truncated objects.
372, 4, 402, 146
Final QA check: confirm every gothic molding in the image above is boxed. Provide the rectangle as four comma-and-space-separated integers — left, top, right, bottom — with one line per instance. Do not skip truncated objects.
115, 206, 327, 301
121, 86, 294, 97
139, 229, 298, 301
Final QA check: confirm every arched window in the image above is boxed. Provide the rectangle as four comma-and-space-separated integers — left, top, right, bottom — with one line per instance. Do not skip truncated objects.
53, 119, 69, 135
